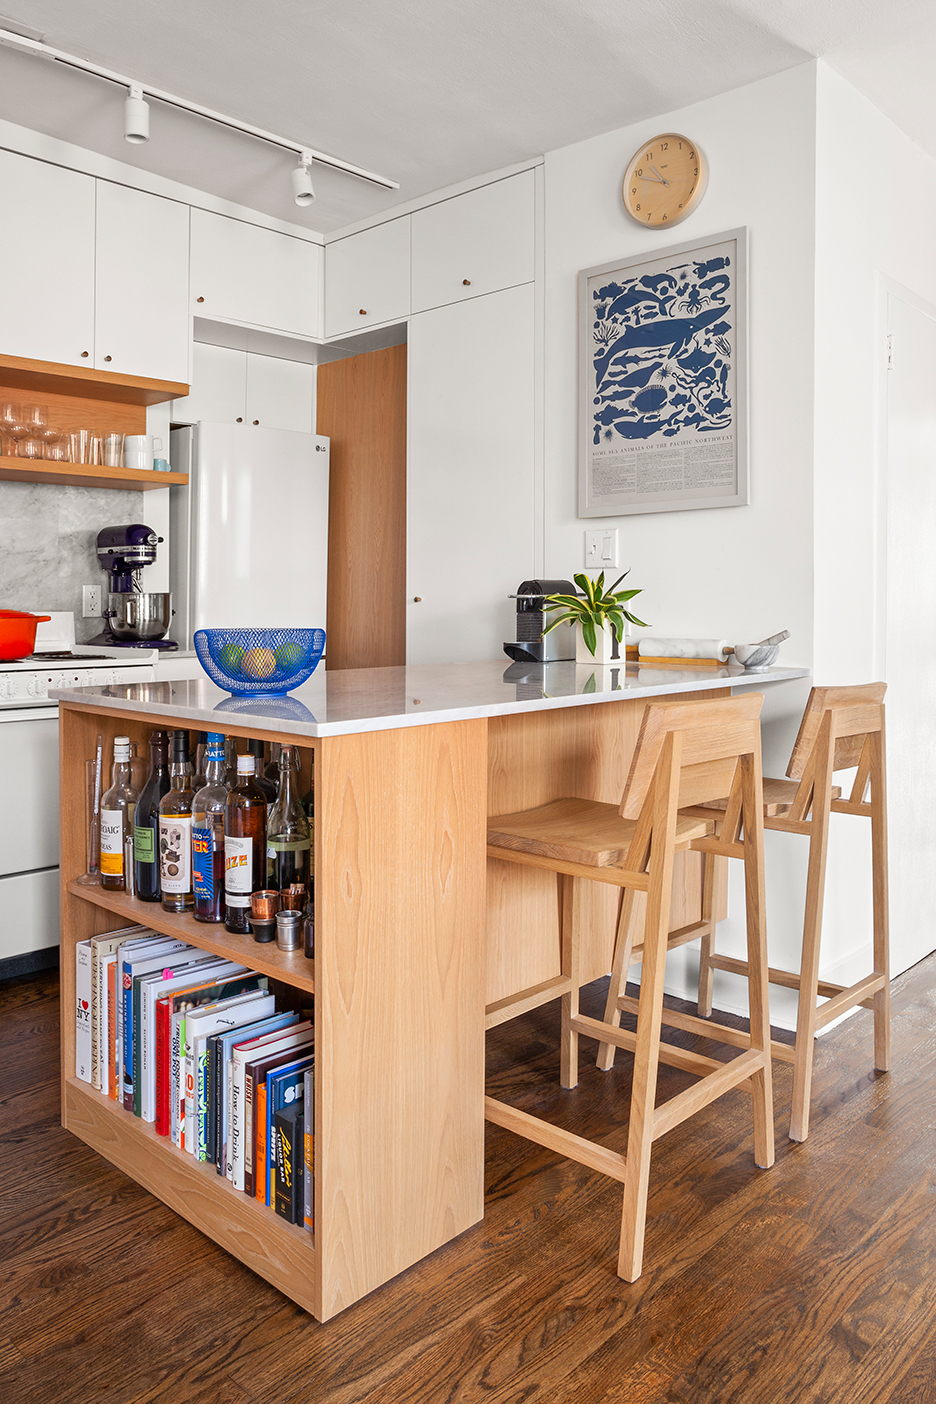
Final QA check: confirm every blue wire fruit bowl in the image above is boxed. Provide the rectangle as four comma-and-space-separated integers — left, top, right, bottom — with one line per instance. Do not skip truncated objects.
194, 627, 326, 696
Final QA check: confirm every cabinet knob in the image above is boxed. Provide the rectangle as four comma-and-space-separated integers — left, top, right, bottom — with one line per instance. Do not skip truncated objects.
81, 351, 89, 358
196, 296, 205, 303
104, 355, 112, 363
252, 420, 259, 426
359, 308, 367, 315
236, 417, 243, 423
413, 596, 422, 603
462, 279, 471, 286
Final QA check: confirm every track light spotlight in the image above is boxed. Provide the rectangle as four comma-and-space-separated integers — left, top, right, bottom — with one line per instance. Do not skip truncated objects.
124, 83, 149, 143
292, 152, 315, 206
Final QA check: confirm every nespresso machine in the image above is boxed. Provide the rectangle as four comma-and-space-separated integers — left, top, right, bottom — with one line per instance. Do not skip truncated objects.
87, 524, 178, 650
503, 580, 577, 664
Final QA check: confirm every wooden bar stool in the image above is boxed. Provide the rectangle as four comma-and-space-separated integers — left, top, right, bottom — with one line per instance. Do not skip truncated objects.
485, 693, 774, 1282
597, 683, 889, 1144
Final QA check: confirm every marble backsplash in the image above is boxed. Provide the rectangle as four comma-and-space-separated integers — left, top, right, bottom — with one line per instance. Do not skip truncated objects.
0, 481, 146, 642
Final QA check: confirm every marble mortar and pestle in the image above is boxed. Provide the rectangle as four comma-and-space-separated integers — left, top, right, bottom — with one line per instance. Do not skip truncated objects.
732, 630, 791, 671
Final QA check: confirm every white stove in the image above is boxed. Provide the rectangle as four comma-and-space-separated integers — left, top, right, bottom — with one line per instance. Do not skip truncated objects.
0, 611, 156, 708
0, 612, 157, 976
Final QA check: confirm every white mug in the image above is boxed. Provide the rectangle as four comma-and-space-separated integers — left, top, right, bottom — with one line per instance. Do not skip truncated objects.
124, 434, 153, 471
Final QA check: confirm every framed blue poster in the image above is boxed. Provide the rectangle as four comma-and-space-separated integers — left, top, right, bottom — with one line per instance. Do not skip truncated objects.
579, 227, 748, 518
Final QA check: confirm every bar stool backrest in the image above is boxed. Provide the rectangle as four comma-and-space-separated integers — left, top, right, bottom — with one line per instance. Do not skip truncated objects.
787, 683, 887, 780
620, 692, 765, 822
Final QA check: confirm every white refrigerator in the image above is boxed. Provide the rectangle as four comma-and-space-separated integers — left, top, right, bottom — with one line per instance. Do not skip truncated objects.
169, 422, 329, 648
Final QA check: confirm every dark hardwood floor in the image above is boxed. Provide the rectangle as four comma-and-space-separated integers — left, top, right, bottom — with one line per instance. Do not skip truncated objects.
2, 956, 935, 1404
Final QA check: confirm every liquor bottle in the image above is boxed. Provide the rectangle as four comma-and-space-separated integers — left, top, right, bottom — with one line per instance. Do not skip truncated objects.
224, 753, 266, 935
100, 735, 138, 892
264, 741, 282, 786
133, 730, 170, 902
192, 732, 227, 924
158, 730, 196, 913
300, 750, 314, 820
248, 738, 277, 808
192, 731, 209, 792
267, 745, 311, 894
224, 735, 239, 790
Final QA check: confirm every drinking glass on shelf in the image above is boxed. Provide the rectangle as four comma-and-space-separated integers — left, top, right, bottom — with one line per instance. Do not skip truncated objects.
102, 432, 125, 467
68, 429, 94, 464
0, 402, 27, 456
21, 405, 48, 435
75, 750, 103, 887
38, 423, 65, 455
44, 440, 69, 461
16, 437, 44, 458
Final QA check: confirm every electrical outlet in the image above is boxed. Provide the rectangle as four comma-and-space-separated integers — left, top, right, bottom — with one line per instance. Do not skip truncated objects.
82, 584, 101, 618
584, 528, 619, 570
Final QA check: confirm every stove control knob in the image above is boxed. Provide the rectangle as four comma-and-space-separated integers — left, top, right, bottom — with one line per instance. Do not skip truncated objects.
27, 676, 44, 698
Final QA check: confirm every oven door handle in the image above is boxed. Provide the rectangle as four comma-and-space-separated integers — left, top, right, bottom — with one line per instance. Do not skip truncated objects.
0, 707, 60, 723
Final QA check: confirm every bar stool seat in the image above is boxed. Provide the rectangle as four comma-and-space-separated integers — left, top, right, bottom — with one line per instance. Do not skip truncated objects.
701, 776, 841, 818
484, 692, 774, 1283
488, 798, 714, 867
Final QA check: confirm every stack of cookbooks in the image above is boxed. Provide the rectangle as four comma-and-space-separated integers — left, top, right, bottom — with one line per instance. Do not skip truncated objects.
75, 929, 314, 1230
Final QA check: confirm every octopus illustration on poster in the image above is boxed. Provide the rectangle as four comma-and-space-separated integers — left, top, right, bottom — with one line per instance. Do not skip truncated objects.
581, 233, 746, 516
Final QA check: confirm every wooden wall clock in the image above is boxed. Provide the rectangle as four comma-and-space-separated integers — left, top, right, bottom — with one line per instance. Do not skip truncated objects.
622, 133, 707, 228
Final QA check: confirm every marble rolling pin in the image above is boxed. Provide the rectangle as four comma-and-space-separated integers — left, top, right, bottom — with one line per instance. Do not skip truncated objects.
635, 631, 789, 667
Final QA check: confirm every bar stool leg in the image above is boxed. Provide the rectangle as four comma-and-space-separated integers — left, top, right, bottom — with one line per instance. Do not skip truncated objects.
560, 875, 581, 1090
740, 749, 775, 1168
789, 721, 834, 1145
697, 852, 728, 1019
619, 744, 679, 1281
870, 724, 891, 1072
596, 887, 644, 1072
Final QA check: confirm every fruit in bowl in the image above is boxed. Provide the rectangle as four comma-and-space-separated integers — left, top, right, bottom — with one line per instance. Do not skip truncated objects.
194, 627, 326, 697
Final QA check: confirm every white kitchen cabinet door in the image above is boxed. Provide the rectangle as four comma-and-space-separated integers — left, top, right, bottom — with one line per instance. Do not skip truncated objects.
246, 354, 316, 433
170, 343, 247, 424
410, 171, 535, 315
407, 283, 535, 663
190, 210, 323, 338
0, 150, 95, 366
325, 217, 411, 338
95, 182, 191, 383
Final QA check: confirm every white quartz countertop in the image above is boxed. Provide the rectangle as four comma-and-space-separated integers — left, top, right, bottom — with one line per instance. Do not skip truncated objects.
50, 658, 809, 739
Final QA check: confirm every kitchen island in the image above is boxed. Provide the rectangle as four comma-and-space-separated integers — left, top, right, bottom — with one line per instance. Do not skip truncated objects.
53, 658, 807, 1321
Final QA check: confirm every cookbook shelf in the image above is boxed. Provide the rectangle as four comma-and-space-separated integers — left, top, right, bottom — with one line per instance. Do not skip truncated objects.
0, 457, 189, 492
66, 881, 315, 995
64, 1075, 317, 1313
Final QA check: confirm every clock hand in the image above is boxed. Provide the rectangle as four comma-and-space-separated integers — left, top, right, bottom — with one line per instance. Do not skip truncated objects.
638, 170, 666, 184
648, 163, 669, 186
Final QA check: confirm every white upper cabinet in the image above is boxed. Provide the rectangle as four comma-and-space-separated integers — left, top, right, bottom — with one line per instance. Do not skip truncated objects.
325, 217, 411, 338
171, 342, 314, 434
94, 182, 191, 384
246, 354, 315, 434
170, 343, 247, 424
0, 149, 96, 367
410, 170, 535, 314
190, 209, 323, 338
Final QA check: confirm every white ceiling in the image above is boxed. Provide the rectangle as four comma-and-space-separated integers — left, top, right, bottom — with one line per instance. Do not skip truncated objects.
0, 0, 932, 232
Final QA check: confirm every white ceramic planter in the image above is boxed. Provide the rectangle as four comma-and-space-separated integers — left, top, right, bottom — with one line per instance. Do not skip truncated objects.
576, 622, 623, 666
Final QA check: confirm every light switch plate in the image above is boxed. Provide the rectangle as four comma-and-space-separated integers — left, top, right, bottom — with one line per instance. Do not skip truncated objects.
82, 584, 101, 618
584, 528, 619, 570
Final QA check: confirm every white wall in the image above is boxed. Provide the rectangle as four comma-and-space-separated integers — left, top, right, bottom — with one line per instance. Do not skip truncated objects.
542, 65, 819, 1020
813, 67, 936, 983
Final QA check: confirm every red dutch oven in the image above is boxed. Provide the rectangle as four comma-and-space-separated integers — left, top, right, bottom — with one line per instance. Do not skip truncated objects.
0, 610, 52, 661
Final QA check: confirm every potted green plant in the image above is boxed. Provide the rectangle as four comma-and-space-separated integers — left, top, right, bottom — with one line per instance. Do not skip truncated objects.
543, 570, 648, 665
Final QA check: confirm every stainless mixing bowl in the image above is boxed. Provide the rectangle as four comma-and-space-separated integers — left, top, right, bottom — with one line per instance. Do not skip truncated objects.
106, 591, 173, 640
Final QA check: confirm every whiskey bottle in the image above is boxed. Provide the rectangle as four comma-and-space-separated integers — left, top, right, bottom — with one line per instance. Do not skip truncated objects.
133, 730, 170, 902
192, 731, 209, 791
158, 730, 196, 913
248, 738, 277, 808
224, 753, 266, 935
192, 732, 227, 924
100, 735, 138, 892
266, 744, 311, 894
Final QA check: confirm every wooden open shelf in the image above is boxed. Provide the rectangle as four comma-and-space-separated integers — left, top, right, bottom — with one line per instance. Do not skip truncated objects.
64, 1077, 317, 1313
66, 881, 315, 995
0, 456, 189, 492
0, 352, 188, 405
